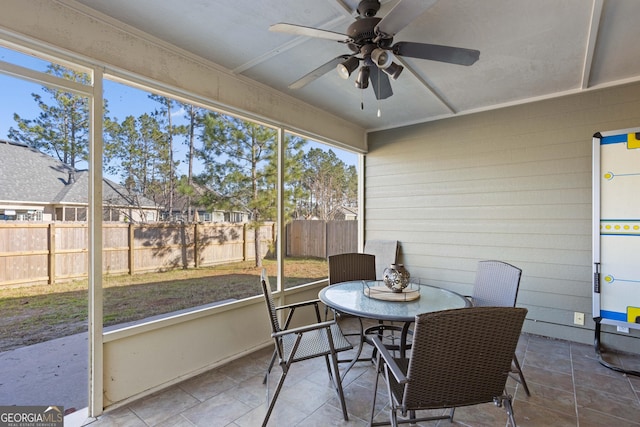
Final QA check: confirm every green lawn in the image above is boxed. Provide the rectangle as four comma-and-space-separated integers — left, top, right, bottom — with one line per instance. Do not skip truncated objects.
0, 258, 328, 352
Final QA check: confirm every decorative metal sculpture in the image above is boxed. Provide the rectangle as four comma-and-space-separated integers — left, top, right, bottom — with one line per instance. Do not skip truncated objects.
383, 263, 410, 292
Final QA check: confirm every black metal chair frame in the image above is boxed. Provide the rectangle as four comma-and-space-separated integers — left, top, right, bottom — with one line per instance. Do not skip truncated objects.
370, 306, 528, 427
260, 270, 352, 426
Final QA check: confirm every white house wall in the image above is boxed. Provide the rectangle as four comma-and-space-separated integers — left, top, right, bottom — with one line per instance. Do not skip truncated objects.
366, 81, 640, 354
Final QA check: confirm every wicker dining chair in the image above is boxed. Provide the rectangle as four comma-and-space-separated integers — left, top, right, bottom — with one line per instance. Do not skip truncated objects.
468, 260, 530, 396
370, 306, 528, 427
328, 252, 377, 285
328, 252, 413, 359
260, 269, 352, 427
327, 252, 379, 361
363, 240, 399, 280
327, 252, 376, 320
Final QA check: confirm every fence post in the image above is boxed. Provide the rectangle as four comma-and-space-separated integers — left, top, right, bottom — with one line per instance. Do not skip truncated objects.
243, 223, 247, 261
325, 220, 329, 258
193, 223, 199, 268
48, 223, 56, 285
128, 223, 135, 275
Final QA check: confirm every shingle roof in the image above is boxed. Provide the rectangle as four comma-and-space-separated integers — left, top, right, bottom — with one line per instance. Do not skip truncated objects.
0, 139, 156, 207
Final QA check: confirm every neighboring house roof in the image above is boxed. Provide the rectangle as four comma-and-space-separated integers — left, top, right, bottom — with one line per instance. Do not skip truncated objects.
0, 139, 156, 208
339, 206, 358, 217
332, 205, 358, 219
170, 182, 210, 212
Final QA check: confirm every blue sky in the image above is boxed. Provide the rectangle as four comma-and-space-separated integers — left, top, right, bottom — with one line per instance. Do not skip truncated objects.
0, 46, 356, 181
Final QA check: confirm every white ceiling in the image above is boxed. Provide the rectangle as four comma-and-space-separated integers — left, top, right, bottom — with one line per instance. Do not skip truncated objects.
70, 0, 640, 132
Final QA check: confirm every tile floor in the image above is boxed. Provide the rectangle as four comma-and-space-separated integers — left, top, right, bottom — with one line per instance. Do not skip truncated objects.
90, 318, 640, 426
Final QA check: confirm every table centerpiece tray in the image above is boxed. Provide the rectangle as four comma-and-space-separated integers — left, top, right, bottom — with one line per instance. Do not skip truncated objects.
363, 282, 420, 302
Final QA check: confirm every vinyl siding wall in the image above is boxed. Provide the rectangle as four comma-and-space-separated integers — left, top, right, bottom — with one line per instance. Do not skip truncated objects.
366, 82, 640, 354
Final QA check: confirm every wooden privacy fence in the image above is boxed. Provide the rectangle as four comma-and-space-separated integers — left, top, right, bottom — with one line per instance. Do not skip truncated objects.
286, 220, 357, 258
0, 220, 356, 287
0, 222, 275, 287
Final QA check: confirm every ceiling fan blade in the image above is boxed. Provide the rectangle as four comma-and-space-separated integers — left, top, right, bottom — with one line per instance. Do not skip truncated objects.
269, 23, 347, 42
369, 66, 393, 100
393, 41, 480, 66
288, 55, 351, 90
375, 0, 438, 38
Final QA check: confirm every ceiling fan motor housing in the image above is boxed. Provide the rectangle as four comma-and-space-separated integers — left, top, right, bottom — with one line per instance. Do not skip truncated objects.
357, 0, 380, 18
346, 17, 382, 52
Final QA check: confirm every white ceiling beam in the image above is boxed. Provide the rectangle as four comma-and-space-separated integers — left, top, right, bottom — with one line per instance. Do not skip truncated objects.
582, 0, 604, 89
329, 0, 356, 17
396, 56, 456, 114
232, 0, 356, 75
233, 14, 349, 74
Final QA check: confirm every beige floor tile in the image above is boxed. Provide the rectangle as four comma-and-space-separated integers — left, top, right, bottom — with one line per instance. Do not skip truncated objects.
575, 385, 640, 424
513, 399, 577, 426
178, 368, 238, 402
578, 407, 640, 427
181, 393, 253, 427
90, 407, 146, 426
128, 387, 199, 425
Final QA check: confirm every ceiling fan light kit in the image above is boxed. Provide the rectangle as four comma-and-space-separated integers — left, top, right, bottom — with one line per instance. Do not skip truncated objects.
371, 48, 391, 68
337, 56, 360, 79
355, 66, 370, 89
270, 0, 479, 105
381, 62, 403, 80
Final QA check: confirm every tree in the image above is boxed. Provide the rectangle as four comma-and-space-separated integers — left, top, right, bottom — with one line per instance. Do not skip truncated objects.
298, 148, 357, 220
103, 113, 169, 218
197, 113, 306, 266
173, 102, 206, 222
105, 96, 205, 222
148, 94, 181, 218
8, 64, 91, 168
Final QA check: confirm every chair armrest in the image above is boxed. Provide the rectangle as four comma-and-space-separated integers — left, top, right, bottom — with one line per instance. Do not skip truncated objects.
371, 335, 408, 384
275, 298, 323, 327
274, 298, 321, 312
272, 319, 338, 338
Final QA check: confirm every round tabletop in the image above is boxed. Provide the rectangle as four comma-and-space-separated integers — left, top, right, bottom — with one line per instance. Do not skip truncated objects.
319, 280, 470, 322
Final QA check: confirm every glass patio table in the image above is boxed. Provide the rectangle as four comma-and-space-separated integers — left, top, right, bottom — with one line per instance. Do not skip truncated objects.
319, 280, 470, 373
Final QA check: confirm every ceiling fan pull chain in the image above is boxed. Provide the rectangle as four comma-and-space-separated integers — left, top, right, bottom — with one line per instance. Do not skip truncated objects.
377, 68, 381, 117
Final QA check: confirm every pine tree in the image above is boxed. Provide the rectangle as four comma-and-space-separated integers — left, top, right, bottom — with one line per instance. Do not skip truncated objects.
8, 64, 91, 168
198, 113, 306, 266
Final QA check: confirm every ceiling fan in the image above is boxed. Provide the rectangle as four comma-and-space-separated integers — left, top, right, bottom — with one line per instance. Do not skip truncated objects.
269, 0, 480, 100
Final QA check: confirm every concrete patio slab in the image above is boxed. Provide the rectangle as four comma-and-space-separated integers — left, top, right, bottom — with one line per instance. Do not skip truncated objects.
0, 332, 88, 411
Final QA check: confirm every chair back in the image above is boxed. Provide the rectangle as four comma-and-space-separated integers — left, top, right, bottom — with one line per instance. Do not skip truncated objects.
261, 269, 281, 334
471, 260, 522, 307
364, 240, 399, 280
403, 306, 527, 409
328, 253, 376, 285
